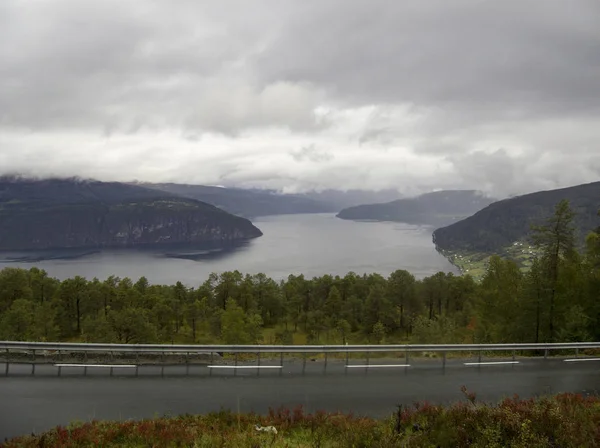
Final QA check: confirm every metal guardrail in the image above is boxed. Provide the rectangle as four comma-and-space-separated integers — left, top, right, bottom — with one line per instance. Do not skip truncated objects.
2, 341, 599, 377
2, 340, 600, 353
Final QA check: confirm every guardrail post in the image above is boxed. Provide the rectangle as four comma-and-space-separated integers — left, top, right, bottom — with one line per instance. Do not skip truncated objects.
365, 350, 370, 375
323, 352, 328, 375
31, 350, 36, 376
210, 352, 214, 377
161, 352, 165, 378
544, 349, 548, 360
478, 351, 482, 364
576, 348, 579, 358
279, 352, 283, 377
186, 352, 190, 376
257, 352, 261, 377
442, 352, 446, 372
4, 349, 9, 376
57, 350, 62, 377
135, 353, 139, 377
345, 350, 349, 375
302, 353, 307, 376
405, 349, 409, 366
234, 353, 238, 377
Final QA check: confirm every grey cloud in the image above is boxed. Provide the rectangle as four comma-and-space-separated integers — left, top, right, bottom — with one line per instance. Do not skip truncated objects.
0, 1, 322, 134
0, 0, 599, 195
447, 147, 600, 198
358, 127, 391, 146
290, 145, 334, 163
257, 0, 600, 117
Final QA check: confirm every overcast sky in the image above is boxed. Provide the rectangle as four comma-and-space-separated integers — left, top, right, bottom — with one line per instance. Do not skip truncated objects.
1, 0, 599, 197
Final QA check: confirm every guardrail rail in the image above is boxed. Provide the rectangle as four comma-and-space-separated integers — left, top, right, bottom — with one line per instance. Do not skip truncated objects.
1, 341, 599, 377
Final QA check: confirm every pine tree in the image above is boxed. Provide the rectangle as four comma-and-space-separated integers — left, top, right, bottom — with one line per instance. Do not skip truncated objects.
530, 199, 576, 342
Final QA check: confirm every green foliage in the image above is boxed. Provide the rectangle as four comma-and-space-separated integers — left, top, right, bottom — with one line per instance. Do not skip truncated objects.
476, 256, 523, 343
6, 393, 600, 447
0, 203, 598, 347
371, 321, 387, 343
81, 313, 116, 343
587, 212, 600, 268
335, 319, 351, 344
530, 200, 577, 342
30, 301, 60, 341
220, 298, 260, 344
412, 315, 459, 344
110, 308, 157, 344
558, 305, 592, 342
0, 299, 34, 340
0, 267, 34, 312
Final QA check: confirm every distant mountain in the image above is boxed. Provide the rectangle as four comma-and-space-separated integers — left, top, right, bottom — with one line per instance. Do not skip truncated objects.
299, 189, 402, 210
0, 177, 262, 251
141, 183, 336, 218
433, 182, 600, 254
336, 190, 495, 227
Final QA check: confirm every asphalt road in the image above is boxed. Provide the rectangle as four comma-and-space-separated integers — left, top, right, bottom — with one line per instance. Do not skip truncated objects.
2, 357, 600, 440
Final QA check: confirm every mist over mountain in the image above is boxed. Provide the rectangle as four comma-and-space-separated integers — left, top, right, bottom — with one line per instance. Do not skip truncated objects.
298, 189, 403, 210
337, 190, 495, 227
140, 183, 336, 218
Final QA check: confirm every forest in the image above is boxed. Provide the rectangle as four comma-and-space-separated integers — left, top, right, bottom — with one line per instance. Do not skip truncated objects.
1, 200, 599, 346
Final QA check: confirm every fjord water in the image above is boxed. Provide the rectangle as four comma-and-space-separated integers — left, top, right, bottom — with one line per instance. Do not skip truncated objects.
0, 214, 457, 284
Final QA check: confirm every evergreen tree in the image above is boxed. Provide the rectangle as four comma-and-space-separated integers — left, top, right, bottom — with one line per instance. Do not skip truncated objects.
531, 199, 576, 342
220, 298, 249, 344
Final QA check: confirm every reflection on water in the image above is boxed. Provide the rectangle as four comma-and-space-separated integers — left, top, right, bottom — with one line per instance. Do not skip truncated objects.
162, 241, 252, 261
0, 241, 253, 263
1, 250, 102, 263
0, 214, 458, 285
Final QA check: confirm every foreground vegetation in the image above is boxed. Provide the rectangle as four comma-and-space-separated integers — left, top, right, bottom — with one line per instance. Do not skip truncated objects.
0, 201, 599, 347
4, 392, 600, 447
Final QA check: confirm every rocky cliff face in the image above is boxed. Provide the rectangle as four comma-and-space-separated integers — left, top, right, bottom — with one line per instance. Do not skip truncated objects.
0, 179, 262, 251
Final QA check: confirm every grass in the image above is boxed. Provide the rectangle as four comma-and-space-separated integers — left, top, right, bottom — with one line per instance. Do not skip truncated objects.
441, 241, 543, 281
4, 391, 600, 447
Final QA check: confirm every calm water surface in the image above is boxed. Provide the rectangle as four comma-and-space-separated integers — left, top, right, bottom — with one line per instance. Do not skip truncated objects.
0, 214, 457, 285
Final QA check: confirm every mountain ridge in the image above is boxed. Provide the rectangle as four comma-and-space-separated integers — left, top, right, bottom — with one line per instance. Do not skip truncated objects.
0, 178, 262, 251
139, 182, 336, 218
433, 181, 600, 254
336, 190, 496, 227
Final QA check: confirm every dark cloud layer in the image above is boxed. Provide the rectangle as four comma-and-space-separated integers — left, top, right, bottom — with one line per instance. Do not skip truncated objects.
1, 0, 599, 196
259, 1, 600, 111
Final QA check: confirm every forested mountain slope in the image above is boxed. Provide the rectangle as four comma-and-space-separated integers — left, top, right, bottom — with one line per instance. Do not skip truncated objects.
0, 177, 262, 251
337, 190, 495, 227
433, 182, 600, 253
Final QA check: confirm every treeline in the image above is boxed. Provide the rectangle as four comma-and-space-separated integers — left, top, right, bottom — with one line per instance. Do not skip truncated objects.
1, 200, 599, 345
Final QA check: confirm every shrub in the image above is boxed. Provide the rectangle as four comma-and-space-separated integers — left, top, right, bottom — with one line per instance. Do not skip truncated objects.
4, 392, 600, 447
